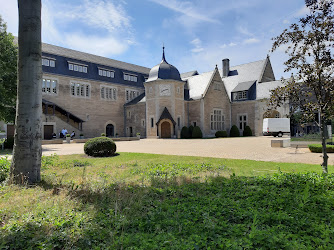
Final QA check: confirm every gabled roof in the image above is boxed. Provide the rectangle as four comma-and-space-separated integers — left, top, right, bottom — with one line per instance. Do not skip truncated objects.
219, 59, 267, 101
232, 81, 256, 92
256, 80, 285, 100
181, 70, 199, 80
184, 71, 215, 100
124, 93, 146, 106
156, 107, 176, 125
13, 37, 150, 75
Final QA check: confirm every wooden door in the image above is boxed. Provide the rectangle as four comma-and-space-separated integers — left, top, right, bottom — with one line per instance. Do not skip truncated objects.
161, 121, 171, 138
44, 125, 53, 140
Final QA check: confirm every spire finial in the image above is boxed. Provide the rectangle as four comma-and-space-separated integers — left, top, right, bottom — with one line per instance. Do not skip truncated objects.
162, 43, 166, 62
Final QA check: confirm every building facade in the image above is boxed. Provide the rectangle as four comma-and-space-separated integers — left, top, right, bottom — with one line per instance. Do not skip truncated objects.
18, 41, 288, 139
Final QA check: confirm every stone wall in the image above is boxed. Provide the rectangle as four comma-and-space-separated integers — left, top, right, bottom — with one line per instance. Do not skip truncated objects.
42, 73, 143, 138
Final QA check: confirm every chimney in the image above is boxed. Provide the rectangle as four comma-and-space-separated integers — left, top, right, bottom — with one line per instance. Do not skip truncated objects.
222, 58, 230, 77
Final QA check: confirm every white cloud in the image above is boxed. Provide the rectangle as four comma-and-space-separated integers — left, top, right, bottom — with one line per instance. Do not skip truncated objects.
283, 19, 290, 24
149, 0, 220, 23
190, 38, 204, 53
64, 33, 128, 56
229, 42, 237, 47
237, 25, 254, 37
243, 38, 260, 44
220, 44, 227, 49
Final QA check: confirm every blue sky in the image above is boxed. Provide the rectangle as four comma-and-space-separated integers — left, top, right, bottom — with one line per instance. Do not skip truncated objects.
0, 0, 308, 78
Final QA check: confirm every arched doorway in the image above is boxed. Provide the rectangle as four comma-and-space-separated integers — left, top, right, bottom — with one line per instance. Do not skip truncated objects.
106, 124, 114, 137
161, 121, 171, 138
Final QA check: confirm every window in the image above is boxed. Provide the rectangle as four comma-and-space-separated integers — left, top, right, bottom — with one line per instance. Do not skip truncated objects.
124, 73, 138, 82
177, 87, 180, 94
42, 58, 56, 67
210, 109, 224, 131
238, 114, 247, 131
68, 62, 88, 73
42, 78, 57, 95
233, 91, 247, 101
142, 119, 145, 128
177, 117, 181, 128
101, 86, 117, 101
151, 118, 154, 128
70, 82, 90, 98
125, 89, 140, 102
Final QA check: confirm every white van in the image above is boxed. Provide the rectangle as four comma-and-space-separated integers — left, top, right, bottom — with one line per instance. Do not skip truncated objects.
263, 118, 290, 137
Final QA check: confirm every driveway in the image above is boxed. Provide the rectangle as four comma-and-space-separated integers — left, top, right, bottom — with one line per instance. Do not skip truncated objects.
40, 136, 333, 165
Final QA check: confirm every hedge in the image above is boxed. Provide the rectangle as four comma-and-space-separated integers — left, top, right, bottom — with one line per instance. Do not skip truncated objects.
192, 126, 203, 138
229, 125, 240, 137
308, 144, 334, 153
243, 125, 252, 136
181, 126, 189, 139
84, 137, 117, 157
215, 131, 228, 138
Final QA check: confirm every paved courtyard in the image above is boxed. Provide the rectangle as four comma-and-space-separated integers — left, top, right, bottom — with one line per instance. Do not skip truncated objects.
41, 136, 333, 166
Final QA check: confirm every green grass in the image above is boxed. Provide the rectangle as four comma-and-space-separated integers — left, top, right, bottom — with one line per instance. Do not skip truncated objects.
1, 153, 334, 248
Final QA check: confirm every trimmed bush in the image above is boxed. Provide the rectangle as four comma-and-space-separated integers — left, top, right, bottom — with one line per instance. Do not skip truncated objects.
101, 133, 106, 137
84, 137, 117, 157
243, 125, 253, 136
215, 130, 228, 138
192, 126, 203, 138
181, 126, 189, 139
229, 125, 240, 137
188, 125, 194, 138
308, 144, 334, 153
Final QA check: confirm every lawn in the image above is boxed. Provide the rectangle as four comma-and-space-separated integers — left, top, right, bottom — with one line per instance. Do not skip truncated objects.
1, 153, 334, 248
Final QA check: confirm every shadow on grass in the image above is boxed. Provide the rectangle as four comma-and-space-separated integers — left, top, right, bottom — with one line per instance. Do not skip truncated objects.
1, 173, 334, 249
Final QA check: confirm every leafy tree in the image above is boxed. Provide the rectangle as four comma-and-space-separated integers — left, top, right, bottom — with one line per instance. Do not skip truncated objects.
270, 0, 334, 174
10, 0, 42, 184
0, 16, 17, 123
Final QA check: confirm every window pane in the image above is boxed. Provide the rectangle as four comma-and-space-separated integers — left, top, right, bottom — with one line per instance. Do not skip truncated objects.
107, 71, 111, 77
103, 70, 107, 76
50, 60, 55, 67
46, 80, 51, 93
101, 87, 105, 98
42, 79, 46, 92
99, 69, 103, 76
69, 64, 73, 70
71, 84, 75, 96
74, 65, 78, 71
78, 66, 83, 72
83, 67, 87, 73
86, 85, 89, 97
52, 80, 57, 94
113, 88, 116, 100
111, 71, 114, 78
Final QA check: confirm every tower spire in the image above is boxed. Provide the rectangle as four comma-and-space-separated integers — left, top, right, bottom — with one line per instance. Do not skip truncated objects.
162, 43, 167, 62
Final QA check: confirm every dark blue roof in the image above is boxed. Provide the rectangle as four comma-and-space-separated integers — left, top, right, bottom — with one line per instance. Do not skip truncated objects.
147, 48, 182, 82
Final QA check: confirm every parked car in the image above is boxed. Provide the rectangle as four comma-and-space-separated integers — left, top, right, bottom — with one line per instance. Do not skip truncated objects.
263, 118, 290, 137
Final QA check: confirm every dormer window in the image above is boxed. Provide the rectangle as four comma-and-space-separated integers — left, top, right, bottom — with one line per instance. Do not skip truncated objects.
42, 57, 56, 67
98, 68, 115, 78
68, 61, 88, 73
124, 73, 137, 82
232, 91, 247, 101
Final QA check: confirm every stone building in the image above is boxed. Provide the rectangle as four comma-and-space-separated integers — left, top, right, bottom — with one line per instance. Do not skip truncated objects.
8, 41, 288, 139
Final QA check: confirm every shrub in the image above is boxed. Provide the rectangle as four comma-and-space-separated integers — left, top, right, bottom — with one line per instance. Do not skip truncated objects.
181, 126, 189, 139
188, 125, 194, 138
0, 157, 10, 183
66, 134, 71, 137
243, 125, 253, 136
215, 130, 228, 138
229, 125, 240, 137
192, 126, 203, 138
84, 137, 117, 157
4, 137, 14, 149
101, 133, 106, 137
308, 144, 334, 153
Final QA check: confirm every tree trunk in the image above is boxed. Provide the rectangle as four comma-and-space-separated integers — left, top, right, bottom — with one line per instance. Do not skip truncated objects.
10, 0, 42, 184
321, 122, 328, 174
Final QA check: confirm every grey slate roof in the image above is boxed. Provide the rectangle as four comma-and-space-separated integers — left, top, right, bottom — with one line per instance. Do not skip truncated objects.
184, 71, 215, 100
256, 80, 285, 100
219, 59, 267, 101
181, 71, 199, 80
124, 93, 146, 106
42, 41, 150, 75
232, 81, 256, 92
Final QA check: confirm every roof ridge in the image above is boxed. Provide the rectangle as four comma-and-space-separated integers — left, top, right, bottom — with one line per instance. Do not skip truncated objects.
228, 58, 266, 68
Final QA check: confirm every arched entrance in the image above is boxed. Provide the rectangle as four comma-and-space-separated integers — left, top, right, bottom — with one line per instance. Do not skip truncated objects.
161, 121, 171, 138
106, 124, 114, 137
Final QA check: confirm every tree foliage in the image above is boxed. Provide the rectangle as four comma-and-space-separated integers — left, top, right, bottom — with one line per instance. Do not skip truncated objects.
0, 16, 17, 123
270, 0, 334, 173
